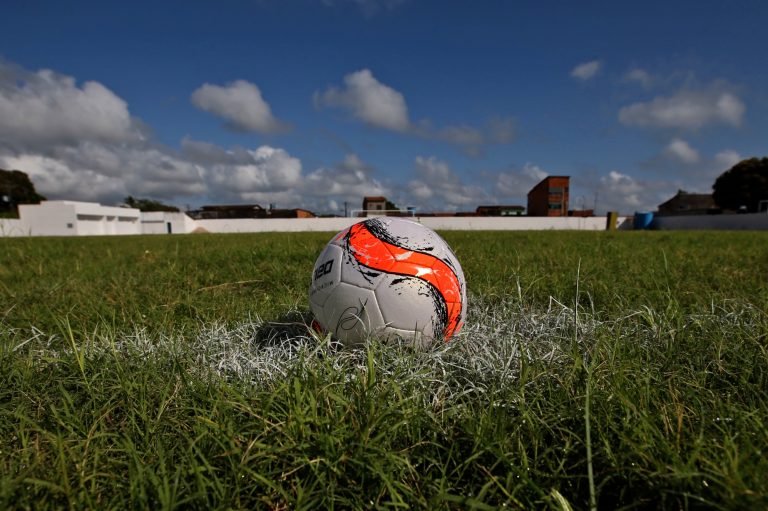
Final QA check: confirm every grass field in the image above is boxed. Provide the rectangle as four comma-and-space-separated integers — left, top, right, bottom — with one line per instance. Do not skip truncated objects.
1, 230, 767, 509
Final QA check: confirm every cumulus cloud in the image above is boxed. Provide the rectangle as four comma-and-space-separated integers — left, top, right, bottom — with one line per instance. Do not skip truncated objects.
664, 138, 700, 164
618, 87, 745, 130
0, 153, 128, 203
590, 170, 684, 213
407, 156, 490, 211
0, 61, 140, 149
315, 69, 516, 154
191, 80, 289, 134
304, 154, 389, 212
571, 60, 602, 81
495, 163, 548, 199
205, 146, 302, 200
599, 171, 646, 210
314, 69, 411, 132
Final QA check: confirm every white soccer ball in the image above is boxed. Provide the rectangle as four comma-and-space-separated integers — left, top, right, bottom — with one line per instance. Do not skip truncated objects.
309, 217, 467, 347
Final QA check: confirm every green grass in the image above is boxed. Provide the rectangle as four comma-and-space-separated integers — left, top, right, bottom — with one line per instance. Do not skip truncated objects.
1, 231, 767, 509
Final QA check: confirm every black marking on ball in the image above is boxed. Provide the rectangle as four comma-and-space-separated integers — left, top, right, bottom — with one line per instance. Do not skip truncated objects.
336, 298, 369, 333
365, 218, 436, 252
387, 275, 448, 339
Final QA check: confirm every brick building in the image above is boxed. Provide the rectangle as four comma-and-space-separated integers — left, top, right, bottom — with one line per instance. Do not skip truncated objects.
195, 204, 315, 219
475, 205, 525, 216
527, 176, 570, 216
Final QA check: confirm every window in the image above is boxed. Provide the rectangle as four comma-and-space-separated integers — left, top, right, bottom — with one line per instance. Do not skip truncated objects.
549, 203, 562, 210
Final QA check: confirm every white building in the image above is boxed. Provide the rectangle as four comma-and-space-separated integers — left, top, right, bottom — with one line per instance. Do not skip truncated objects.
141, 211, 199, 234
17, 201, 141, 236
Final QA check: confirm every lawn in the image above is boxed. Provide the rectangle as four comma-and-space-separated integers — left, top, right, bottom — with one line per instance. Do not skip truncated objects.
1, 230, 766, 509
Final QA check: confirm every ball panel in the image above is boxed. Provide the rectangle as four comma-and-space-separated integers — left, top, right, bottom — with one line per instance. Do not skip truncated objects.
375, 274, 444, 340
309, 243, 343, 309
321, 283, 386, 346
340, 255, 389, 290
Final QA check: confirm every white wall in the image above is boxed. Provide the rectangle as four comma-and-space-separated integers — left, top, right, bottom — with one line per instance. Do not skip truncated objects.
18, 202, 78, 236
16, 201, 141, 236
194, 217, 361, 233
653, 213, 768, 230
0, 218, 30, 236
141, 212, 198, 234
2, 206, 633, 236
418, 216, 614, 231
194, 215, 626, 233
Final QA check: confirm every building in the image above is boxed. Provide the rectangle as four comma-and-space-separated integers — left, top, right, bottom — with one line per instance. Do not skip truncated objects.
17, 200, 141, 236
193, 204, 315, 219
527, 176, 570, 217
141, 211, 199, 234
362, 196, 388, 214
657, 190, 718, 216
475, 205, 526, 216
568, 209, 594, 217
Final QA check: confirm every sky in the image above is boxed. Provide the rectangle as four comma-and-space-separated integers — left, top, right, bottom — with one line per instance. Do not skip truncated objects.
1, 0, 766, 215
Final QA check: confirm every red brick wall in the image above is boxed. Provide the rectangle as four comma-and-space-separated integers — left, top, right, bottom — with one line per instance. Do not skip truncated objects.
527, 176, 570, 216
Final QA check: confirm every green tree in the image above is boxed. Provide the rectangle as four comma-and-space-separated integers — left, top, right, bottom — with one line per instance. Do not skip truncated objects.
124, 196, 180, 212
712, 157, 768, 213
0, 169, 46, 216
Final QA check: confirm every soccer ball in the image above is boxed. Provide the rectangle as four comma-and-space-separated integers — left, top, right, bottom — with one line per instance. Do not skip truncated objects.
308, 217, 466, 347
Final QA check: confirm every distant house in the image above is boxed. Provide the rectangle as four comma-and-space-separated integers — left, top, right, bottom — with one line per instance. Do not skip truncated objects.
267, 208, 315, 219
475, 205, 526, 216
362, 196, 388, 214
527, 176, 570, 217
568, 209, 594, 218
196, 204, 266, 219
657, 190, 718, 216
194, 204, 315, 219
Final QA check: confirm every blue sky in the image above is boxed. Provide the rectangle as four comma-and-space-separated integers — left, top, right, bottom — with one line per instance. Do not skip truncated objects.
1, 0, 766, 214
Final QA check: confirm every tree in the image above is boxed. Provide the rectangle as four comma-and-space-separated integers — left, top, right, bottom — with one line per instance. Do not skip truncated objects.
712, 157, 768, 213
124, 196, 180, 212
0, 169, 46, 215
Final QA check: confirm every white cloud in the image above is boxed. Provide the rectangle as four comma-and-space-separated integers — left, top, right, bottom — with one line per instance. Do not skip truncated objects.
664, 138, 700, 164
624, 68, 652, 88
714, 149, 741, 170
593, 170, 681, 213
315, 69, 516, 154
0, 62, 139, 149
600, 171, 644, 209
618, 88, 745, 130
495, 163, 548, 199
191, 80, 288, 134
206, 146, 302, 199
314, 69, 410, 132
571, 60, 602, 81
408, 156, 489, 210
304, 153, 389, 211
